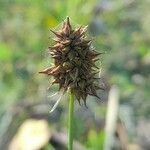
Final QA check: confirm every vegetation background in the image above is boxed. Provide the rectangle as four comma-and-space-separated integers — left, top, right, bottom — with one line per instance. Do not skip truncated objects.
0, 0, 149, 149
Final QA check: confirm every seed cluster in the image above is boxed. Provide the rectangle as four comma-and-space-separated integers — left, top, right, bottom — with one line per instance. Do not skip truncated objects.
39, 17, 102, 105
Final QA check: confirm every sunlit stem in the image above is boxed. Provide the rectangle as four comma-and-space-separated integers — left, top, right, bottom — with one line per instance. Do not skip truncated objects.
68, 90, 74, 150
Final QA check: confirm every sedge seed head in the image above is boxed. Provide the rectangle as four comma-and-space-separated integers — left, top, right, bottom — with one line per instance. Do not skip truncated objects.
39, 17, 103, 105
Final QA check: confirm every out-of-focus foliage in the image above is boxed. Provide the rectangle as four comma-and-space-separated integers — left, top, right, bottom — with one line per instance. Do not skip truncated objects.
86, 130, 105, 149
0, 0, 150, 149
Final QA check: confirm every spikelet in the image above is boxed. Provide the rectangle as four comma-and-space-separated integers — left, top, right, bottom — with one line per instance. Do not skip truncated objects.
39, 17, 103, 105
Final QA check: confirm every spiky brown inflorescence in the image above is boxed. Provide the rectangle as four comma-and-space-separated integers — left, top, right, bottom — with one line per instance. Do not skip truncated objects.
39, 17, 103, 106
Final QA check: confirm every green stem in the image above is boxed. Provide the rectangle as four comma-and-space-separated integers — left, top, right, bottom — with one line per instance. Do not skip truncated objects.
68, 90, 74, 150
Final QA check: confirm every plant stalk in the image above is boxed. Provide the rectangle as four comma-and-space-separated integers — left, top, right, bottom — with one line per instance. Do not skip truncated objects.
68, 90, 74, 150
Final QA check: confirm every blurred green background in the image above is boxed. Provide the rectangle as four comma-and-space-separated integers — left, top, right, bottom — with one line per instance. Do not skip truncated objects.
0, 0, 150, 150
